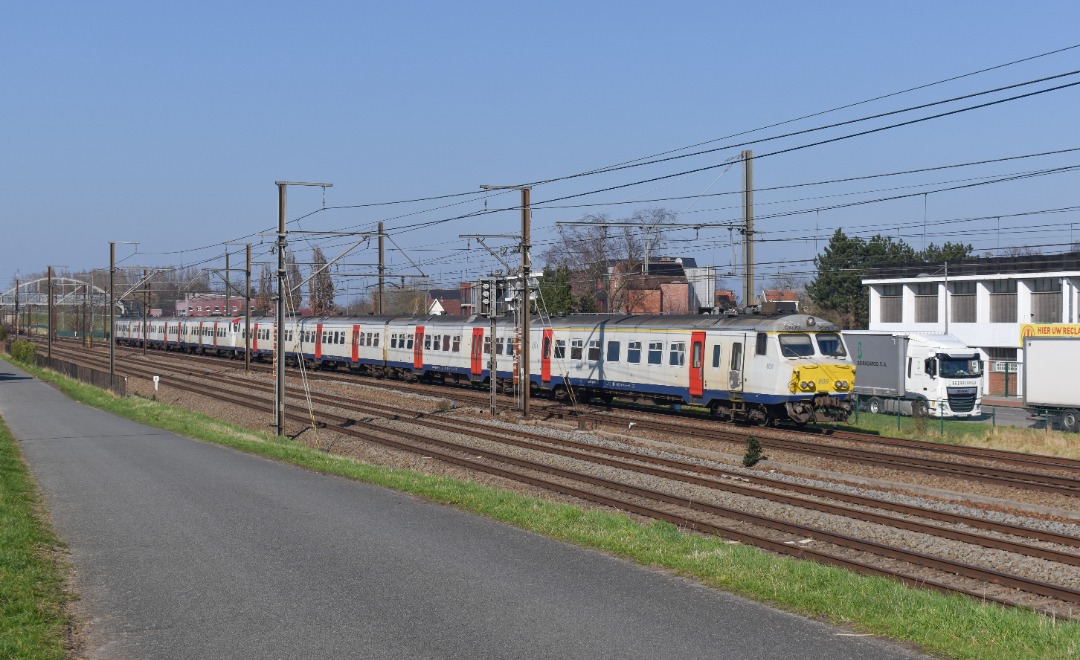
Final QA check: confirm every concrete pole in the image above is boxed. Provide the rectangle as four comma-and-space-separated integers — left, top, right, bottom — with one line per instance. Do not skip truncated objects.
245, 243, 251, 372
47, 266, 53, 359
109, 242, 115, 376
378, 221, 385, 315
521, 187, 531, 419
225, 250, 231, 319
276, 183, 287, 437
742, 150, 754, 309
142, 268, 148, 356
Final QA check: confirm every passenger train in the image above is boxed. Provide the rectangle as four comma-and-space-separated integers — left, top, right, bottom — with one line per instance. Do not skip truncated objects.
114, 313, 855, 425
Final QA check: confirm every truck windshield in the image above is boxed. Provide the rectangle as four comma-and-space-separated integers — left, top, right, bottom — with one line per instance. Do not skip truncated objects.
815, 333, 847, 357
778, 334, 814, 357
939, 356, 983, 378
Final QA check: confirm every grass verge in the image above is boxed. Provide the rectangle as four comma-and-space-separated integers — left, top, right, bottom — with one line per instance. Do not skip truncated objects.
842, 409, 1080, 460
0, 416, 70, 659
5, 355, 1080, 659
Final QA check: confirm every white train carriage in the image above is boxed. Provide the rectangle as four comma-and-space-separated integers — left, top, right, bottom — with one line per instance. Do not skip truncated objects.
533, 314, 853, 425
400, 316, 519, 386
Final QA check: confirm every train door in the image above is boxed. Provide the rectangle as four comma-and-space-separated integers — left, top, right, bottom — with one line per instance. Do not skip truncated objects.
689, 331, 705, 397
470, 327, 484, 376
252, 323, 259, 353
198, 322, 205, 352
541, 328, 553, 383
728, 336, 745, 392
351, 324, 361, 363
413, 325, 425, 369
315, 323, 323, 360
163, 322, 169, 349
212, 322, 219, 350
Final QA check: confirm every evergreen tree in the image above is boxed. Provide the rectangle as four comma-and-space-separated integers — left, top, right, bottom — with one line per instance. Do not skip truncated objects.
536, 266, 575, 315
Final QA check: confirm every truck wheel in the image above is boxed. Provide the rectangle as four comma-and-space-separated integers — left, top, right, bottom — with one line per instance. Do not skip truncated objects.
1063, 410, 1080, 434
913, 400, 929, 418
867, 397, 883, 414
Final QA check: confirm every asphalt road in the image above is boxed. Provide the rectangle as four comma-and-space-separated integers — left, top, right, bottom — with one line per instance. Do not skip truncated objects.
0, 361, 923, 659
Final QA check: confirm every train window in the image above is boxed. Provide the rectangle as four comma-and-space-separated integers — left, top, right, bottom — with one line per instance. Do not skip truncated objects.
484, 337, 491, 354
587, 340, 600, 362
778, 334, 814, 358
407, 334, 414, 350
627, 341, 642, 364
424, 334, 432, 350
443, 335, 451, 352
452, 336, 461, 353
554, 339, 566, 359
815, 333, 846, 357
730, 343, 743, 370
542, 336, 551, 359
340, 332, 346, 345
755, 333, 768, 356
692, 343, 702, 369
669, 342, 686, 367
607, 341, 621, 363
390, 333, 398, 348
570, 339, 583, 360
372, 334, 379, 347
496, 338, 504, 355
648, 341, 663, 365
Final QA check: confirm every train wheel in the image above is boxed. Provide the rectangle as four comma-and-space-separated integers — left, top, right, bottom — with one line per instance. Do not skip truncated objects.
1062, 410, 1080, 433
552, 385, 569, 402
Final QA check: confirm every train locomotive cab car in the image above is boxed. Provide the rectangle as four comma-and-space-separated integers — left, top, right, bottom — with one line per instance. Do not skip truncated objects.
534, 313, 853, 426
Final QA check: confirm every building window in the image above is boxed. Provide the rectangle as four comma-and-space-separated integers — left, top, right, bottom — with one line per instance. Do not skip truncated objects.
914, 282, 938, 323
1030, 278, 1062, 323
951, 281, 977, 323
880, 284, 902, 323
990, 280, 1017, 323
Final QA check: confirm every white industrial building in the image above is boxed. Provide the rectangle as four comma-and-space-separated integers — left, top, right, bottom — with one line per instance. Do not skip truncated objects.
862, 252, 1080, 396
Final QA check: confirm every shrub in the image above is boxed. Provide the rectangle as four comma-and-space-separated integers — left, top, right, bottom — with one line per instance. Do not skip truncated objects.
10, 339, 36, 363
742, 434, 766, 467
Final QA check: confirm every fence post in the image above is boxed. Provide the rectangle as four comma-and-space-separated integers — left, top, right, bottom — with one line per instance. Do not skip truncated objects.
897, 395, 901, 432
940, 401, 945, 435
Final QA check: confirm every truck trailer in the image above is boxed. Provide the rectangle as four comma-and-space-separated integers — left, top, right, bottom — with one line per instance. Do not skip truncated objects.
843, 331, 983, 418
1022, 337, 1080, 433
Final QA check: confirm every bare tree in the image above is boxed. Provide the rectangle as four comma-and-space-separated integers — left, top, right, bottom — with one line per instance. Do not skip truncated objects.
308, 246, 336, 316
540, 208, 675, 312
284, 253, 303, 313
253, 265, 273, 315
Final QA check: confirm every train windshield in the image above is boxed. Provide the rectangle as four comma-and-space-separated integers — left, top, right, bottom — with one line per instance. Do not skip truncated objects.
778, 334, 815, 357
815, 333, 847, 357
938, 356, 983, 378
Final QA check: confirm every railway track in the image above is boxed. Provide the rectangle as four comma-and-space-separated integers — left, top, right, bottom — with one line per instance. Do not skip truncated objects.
47, 338, 1080, 497
31, 340, 1080, 618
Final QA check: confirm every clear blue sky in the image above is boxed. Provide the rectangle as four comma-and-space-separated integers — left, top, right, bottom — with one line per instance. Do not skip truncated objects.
3, 1, 1079, 301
